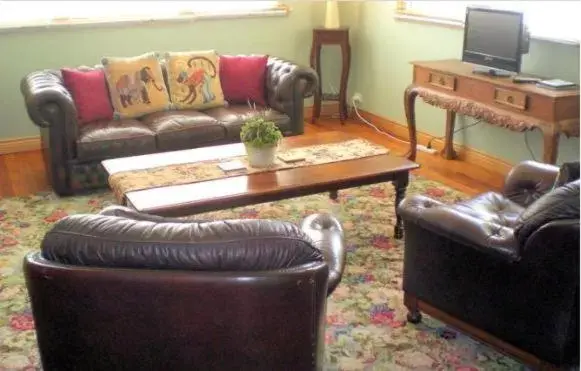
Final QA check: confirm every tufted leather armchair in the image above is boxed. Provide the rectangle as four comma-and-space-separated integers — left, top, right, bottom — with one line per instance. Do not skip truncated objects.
398, 161, 579, 369
23, 206, 345, 371
21, 56, 318, 196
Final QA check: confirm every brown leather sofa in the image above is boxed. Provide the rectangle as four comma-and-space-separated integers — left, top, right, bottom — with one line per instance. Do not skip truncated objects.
20, 56, 318, 196
24, 205, 345, 371
398, 161, 579, 369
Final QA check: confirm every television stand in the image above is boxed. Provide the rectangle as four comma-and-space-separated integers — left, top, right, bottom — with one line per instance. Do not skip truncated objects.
403, 59, 580, 164
471, 66, 513, 77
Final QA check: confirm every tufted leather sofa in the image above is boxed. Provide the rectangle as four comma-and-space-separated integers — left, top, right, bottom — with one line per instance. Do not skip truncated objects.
398, 160, 580, 369
21, 56, 318, 196
24, 205, 345, 371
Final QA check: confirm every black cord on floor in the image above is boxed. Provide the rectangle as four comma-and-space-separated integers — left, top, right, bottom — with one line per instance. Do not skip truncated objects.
426, 120, 483, 149
524, 131, 537, 161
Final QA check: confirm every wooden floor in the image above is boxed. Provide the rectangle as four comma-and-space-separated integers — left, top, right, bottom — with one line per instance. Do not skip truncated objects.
0, 118, 502, 198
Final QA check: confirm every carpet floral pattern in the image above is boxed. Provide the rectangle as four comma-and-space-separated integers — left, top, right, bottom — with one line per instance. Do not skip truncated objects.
0, 176, 528, 370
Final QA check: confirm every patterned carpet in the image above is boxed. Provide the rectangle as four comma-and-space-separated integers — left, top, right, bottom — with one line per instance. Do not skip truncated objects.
0, 176, 528, 370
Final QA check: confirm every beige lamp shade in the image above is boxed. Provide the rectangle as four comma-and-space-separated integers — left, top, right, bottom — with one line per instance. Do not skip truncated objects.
325, 0, 340, 29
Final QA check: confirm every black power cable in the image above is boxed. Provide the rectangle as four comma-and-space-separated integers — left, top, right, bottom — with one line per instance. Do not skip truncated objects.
426, 120, 483, 149
524, 131, 536, 161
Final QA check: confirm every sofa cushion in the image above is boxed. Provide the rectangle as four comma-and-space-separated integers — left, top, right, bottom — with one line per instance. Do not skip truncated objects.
164, 50, 226, 111
140, 111, 227, 151
61, 68, 114, 125
204, 105, 291, 140
219, 55, 268, 106
76, 119, 157, 161
102, 52, 171, 119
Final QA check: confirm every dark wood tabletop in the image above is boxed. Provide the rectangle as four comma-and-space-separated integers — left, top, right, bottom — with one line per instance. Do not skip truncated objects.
103, 131, 419, 218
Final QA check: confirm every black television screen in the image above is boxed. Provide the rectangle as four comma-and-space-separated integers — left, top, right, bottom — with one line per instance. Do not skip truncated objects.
462, 7, 524, 73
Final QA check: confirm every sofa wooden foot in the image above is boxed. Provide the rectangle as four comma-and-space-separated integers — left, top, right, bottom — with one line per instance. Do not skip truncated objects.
404, 292, 422, 324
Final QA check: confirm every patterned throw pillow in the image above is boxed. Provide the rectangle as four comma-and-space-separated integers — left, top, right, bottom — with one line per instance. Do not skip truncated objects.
102, 52, 171, 119
164, 50, 225, 110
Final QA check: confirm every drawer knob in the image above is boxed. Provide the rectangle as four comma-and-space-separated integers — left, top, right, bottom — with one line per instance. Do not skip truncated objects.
507, 96, 514, 104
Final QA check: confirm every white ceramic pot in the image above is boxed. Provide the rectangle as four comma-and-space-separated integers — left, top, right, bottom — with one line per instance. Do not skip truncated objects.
245, 144, 277, 168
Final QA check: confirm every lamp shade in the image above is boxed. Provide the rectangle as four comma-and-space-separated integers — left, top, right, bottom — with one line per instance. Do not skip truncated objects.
325, 0, 340, 29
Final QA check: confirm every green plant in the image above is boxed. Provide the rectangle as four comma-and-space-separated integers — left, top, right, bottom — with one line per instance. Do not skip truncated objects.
240, 115, 283, 149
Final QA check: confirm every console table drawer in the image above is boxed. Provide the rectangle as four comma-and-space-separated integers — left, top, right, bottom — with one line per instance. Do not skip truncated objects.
415, 68, 457, 91
427, 72, 456, 91
494, 88, 528, 111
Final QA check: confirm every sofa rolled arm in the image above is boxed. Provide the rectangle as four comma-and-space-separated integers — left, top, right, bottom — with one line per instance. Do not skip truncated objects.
21, 70, 77, 129
266, 57, 318, 101
301, 214, 345, 295
398, 195, 520, 262
503, 160, 560, 207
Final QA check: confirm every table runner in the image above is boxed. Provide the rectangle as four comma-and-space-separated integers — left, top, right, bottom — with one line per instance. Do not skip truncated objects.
109, 138, 389, 203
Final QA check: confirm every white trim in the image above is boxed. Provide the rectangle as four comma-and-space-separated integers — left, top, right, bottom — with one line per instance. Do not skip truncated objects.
0, 6, 288, 34
394, 13, 580, 46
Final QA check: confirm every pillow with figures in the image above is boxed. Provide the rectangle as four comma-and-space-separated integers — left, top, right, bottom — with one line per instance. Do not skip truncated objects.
101, 52, 171, 119
164, 50, 226, 110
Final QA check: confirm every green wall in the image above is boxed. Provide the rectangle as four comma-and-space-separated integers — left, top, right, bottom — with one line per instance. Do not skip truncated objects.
0, 2, 317, 139
345, 1, 580, 165
1, 1, 578, 165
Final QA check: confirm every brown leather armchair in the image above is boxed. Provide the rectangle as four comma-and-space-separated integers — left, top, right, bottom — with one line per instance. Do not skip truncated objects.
398, 161, 579, 370
24, 206, 345, 371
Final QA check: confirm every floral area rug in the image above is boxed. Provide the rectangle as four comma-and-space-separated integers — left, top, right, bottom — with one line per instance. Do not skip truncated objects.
0, 176, 529, 370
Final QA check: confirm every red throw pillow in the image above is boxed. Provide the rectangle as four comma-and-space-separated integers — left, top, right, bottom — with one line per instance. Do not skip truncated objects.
61, 68, 114, 124
219, 55, 268, 106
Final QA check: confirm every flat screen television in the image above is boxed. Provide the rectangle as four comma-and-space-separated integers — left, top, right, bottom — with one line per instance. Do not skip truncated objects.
462, 7, 529, 75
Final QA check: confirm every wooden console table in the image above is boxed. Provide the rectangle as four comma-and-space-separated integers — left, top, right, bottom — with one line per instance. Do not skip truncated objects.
404, 59, 580, 164
310, 27, 351, 124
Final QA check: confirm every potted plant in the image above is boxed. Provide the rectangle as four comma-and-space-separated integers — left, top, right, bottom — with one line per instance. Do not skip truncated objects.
240, 113, 283, 168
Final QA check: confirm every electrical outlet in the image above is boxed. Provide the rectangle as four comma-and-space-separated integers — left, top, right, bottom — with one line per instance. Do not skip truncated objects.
352, 93, 363, 105
416, 144, 438, 154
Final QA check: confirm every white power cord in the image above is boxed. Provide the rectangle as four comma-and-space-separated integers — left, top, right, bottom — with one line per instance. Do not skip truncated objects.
351, 98, 410, 144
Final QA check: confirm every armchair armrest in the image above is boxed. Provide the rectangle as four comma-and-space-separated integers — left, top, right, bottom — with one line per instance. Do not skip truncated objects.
503, 160, 560, 207
301, 214, 345, 295
21, 70, 78, 131
398, 195, 519, 262
266, 57, 319, 135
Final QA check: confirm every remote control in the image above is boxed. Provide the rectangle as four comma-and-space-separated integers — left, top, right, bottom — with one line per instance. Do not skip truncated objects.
512, 76, 541, 84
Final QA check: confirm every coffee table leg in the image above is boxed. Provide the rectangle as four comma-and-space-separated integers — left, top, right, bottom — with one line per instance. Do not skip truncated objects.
393, 172, 409, 239
329, 190, 338, 200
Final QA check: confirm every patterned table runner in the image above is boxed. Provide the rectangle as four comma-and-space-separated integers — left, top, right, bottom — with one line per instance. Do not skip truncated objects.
109, 138, 389, 203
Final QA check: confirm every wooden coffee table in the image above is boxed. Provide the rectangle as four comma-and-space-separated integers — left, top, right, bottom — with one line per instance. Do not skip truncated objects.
102, 131, 419, 238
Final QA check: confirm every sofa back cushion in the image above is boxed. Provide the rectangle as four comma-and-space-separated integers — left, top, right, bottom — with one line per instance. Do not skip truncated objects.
164, 50, 226, 110
61, 68, 114, 124
220, 55, 268, 106
102, 52, 171, 119
41, 214, 323, 271
515, 179, 580, 247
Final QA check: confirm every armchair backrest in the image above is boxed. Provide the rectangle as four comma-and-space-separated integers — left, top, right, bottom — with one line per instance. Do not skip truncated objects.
514, 180, 579, 270
24, 213, 329, 371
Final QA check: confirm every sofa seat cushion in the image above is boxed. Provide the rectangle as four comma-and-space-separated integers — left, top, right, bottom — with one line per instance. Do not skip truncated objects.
454, 192, 525, 228
203, 105, 291, 140
140, 110, 227, 151
76, 119, 157, 161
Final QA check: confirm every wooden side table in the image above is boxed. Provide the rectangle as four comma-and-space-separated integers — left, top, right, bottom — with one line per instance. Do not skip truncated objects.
310, 27, 351, 124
